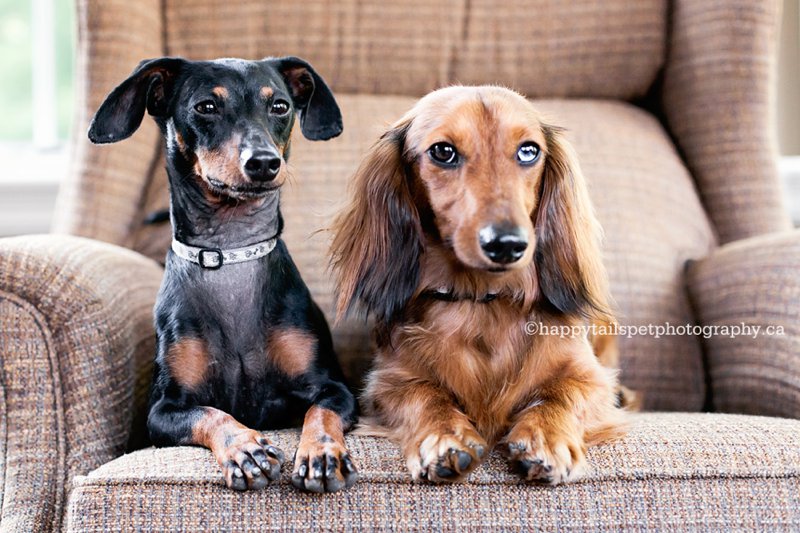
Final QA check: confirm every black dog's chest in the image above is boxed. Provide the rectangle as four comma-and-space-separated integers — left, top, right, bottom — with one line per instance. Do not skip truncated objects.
157, 253, 309, 427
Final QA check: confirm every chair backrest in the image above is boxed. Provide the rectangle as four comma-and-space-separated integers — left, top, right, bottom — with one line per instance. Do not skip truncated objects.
162, 0, 667, 100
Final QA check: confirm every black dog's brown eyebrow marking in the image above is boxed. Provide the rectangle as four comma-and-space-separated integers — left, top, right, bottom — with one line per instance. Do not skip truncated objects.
167, 338, 210, 390
260, 86, 274, 99
212, 86, 229, 99
174, 130, 187, 153
267, 327, 315, 376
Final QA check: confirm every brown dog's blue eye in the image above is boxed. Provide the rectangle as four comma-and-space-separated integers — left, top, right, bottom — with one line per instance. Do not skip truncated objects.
428, 142, 459, 166
194, 101, 218, 115
517, 142, 541, 165
270, 100, 290, 115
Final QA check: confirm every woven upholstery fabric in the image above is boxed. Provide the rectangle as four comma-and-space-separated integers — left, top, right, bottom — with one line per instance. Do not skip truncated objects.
662, 0, 791, 244
0, 235, 163, 532
65, 413, 800, 531
163, 0, 666, 100
687, 231, 800, 419
53, 0, 165, 248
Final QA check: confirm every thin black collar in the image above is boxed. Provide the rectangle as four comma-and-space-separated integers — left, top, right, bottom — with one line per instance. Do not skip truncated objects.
421, 288, 499, 304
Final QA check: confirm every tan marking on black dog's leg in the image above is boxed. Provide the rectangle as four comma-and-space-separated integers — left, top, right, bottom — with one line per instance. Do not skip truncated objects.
267, 327, 316, 376
292, 406, 357, 493
166, 338, 209, 391
191, 407, 285, 491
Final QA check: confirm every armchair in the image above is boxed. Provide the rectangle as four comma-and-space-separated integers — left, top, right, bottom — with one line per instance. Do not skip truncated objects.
1, 1, 797, 530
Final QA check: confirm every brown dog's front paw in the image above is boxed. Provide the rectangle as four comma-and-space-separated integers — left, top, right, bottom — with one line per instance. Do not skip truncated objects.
408, 426, 487, 483
292, 438, 357, 493
502, 423, 586, 485
215, 430, 285, 491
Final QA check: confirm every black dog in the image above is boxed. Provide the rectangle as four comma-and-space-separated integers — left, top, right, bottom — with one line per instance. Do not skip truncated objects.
88, 56, 358, 493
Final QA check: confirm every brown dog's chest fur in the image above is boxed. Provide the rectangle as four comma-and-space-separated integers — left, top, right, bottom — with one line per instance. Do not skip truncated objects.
385, 300, 595, 444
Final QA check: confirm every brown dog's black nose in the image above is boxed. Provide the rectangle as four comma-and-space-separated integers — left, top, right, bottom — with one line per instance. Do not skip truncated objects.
244, 152, 282, 182
479, 224, 528, 265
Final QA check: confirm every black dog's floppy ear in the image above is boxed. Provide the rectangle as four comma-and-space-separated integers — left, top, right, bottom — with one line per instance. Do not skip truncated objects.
272, 56, 343, 141
88, 57, 186, 144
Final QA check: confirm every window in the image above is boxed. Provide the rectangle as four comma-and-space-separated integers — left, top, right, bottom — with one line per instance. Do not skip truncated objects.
0, 0, 75, 181
0, 0, 74, 235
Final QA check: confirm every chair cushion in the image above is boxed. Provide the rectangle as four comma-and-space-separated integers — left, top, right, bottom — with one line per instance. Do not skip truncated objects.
687, 231, 800, 419
134, 95, 717, 411
65, 413, 800, 531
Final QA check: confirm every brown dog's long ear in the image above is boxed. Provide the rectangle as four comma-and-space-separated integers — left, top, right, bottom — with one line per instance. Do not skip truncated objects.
533, 126, 611, 319
330, 120, 422, 326
88, 57, 186, 144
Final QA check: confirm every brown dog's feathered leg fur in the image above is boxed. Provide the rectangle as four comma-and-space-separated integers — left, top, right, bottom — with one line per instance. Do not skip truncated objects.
362, 363, 488, 483
500, 329, 628, 484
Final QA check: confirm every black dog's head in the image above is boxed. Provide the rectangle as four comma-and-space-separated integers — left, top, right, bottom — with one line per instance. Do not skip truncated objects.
89, 56, 342, 201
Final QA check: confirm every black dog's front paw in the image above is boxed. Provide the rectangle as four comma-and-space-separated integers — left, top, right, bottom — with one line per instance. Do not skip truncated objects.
291, 438, 357, 493
215, 430, 285, 491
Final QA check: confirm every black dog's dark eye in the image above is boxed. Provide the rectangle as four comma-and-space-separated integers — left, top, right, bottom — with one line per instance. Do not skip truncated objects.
194, 100, 218, 115
428, 142, 459, 166
517, 142, 541, 165
270, 99, 290, 115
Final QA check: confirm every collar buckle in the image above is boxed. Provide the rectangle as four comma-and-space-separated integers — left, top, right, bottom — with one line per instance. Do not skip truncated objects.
198, 248, 223, 269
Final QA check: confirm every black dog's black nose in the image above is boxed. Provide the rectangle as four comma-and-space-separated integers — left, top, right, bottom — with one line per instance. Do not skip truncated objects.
479, 224, 529, 265
244, 152, 282, 182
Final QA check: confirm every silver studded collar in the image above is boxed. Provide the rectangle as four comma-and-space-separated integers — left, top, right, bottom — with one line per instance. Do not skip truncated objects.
171, 236, 278, 269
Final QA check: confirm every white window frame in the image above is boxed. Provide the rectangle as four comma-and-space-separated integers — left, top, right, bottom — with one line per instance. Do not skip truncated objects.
0, 0, 66, 236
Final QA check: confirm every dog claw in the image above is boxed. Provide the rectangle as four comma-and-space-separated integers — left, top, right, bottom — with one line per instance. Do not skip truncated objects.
266, 445, 284, 462
455, 450, 473, 470
414, 428, 488, 483
473, 445, 486, 459
292, 437, 357, 493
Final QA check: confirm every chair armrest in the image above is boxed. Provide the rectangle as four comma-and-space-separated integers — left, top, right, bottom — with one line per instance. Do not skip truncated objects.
687, 230, 800, 418
54, 0, 164, 244
0, 235, 162, 532
662, 0, 791, 243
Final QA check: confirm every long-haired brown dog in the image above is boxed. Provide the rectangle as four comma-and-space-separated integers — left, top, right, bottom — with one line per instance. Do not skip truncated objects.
331, 86, 627, 484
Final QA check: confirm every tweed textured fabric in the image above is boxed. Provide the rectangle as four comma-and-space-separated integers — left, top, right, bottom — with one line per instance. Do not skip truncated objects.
687, 231, 800, 419
163, 0, 666, 100
52, 0, 164, 248
65, 413, 800, 531
662, 0, 791, 244
0, 236, 163, 532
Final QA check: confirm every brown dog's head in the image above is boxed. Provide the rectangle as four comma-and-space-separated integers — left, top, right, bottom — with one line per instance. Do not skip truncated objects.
331, 86, 609, 325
